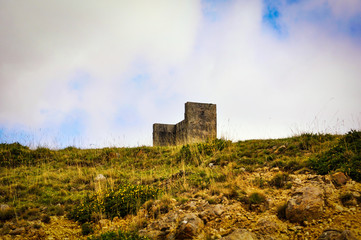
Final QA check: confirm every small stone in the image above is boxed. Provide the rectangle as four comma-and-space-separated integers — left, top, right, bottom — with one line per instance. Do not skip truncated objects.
335, 204, 344, 212
175, 213, 204, 240
99, 219, 110, 228
0, 204, 10, 211
220, 229, 258, 240
10, 227, 25, 236
331, 172, 348, 186
95, 174, 106, 181
352, 192, 360, 198
317, 229, 358, 240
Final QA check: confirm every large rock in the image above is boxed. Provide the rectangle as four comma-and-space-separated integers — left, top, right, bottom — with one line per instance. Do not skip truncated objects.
221, 229, 260, 240
175, 213, 204, 240
199, 204, 224, 222
256, 215, 283, 234
317, 229, 358, 240
286, 185, 324, 223
331, 172, 348, 187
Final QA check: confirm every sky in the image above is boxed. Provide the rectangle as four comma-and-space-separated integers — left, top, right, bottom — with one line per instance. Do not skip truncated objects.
0, 0, 361, 148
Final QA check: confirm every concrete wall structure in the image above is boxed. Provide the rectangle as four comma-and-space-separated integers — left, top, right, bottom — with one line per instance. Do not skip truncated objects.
153, 102, 217, 146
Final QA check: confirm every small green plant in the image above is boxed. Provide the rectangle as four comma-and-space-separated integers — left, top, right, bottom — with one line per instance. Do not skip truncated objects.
88, 229, 151, 240
269, 173, 291, 189
23, 208, 41, 220
32, 223, 42, 229
277, 202, 288, 220
197, 139, 230, 156
177, 145, 193, 163
41, 214, 51, 223
81, 222, 94, 236
248, 192, 266, 204
252, 177, 267, 188
188, 171, 211, 189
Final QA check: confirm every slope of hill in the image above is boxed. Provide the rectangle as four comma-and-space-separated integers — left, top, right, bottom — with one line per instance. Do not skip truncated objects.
0, 131, 360, 239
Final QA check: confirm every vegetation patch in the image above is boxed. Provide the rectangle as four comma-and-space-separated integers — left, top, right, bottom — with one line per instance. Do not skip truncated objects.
69, 184, 160, 223
308, 130, 361, 182
269, 173, 291, 189
81, 222, 94, 236
88, 229, 151, 240
276, 202, 288, 220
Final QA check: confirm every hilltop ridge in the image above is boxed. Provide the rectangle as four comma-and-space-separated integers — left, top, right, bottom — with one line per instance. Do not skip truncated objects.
0, 131, 360, 239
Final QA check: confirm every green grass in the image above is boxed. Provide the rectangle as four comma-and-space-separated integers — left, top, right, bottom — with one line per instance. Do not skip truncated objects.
0, 132, 359, 230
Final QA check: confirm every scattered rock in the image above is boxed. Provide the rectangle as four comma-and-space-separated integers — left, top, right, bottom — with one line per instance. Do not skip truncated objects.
199, 204, 224, 222
142, 230, 167, 240
95, 174, 106, 181
175, 213, 204, 239
286, 185, 324, 223
98, 219, 110, 229
221, 229, 260, 240
335, 204, 344, 212
0, 204, 10, 211
256, 215, 282, 234
9, 227, 25, 236
317, 229, 358, 240
332, 172, 348, 187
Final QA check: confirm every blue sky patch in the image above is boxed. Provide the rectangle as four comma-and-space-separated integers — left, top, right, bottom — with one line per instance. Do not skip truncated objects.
68, 70, 91, 91
202, 0, 232, 22
114, 106, 140, 127
286, 0, 300, 4
131, 73, 149, 85
59, 110, 86, 137
348, 15, 361, 38
262, 0, 286, 36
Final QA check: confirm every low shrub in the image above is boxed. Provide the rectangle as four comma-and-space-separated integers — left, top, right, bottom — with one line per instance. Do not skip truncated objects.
269, 173, 291, 189
188, 171, 211, 189
23, 208, 41, 220
177, 145, 193, 163
88, 229, 151, 240
308, 130, 361, 182
81, 222, 94, 236
248, 192, 266, 204
41, 214, 51, 223
70, 184, 160, 223
252, 177, 267, 188
276, 202, 288, 220
197, 139, 231, 156
48, 205, 64, 216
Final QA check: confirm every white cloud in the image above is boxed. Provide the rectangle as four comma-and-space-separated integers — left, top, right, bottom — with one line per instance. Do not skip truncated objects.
0, 0, 360, 147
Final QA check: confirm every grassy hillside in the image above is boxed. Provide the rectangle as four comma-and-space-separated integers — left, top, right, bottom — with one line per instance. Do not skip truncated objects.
0, 131, 360, 239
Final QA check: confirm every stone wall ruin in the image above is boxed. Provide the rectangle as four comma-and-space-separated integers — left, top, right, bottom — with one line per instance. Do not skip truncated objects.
153, 102, 217, 146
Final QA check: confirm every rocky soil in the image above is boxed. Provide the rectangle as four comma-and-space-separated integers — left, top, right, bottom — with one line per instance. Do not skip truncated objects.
1, 168, 361, 240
